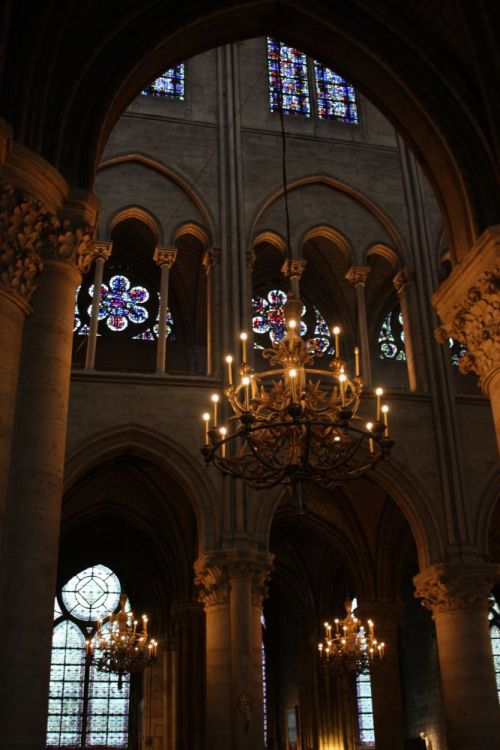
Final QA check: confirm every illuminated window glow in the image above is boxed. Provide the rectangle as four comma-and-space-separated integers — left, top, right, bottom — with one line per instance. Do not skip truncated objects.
489, 600, 500, 702
267, 39, 311, 116
47, 565, 130, 748
378, 308, 406, 362
142, 64, 185, 99
356, 672, 375, 747
252, 289, 332, 353
313, 61, 358, 123
261, 613, 268, 748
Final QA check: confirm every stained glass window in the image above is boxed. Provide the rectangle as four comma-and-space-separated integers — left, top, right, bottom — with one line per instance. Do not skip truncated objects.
73, 275, 175, 342
47, 565, 130, 749
252, 289, 333, 353
356, 672, 375, 747
378, 308, 406, 362
261, 613, 268, 748
142, 64, 185, 99
267, 39, 311, 116
489, 599, 500, 702
313, 62, 358, 124
448, 338, 467, 367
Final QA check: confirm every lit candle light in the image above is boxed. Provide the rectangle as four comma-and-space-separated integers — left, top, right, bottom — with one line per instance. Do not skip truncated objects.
240, 332, 248, 364
339, 372, 347, 407
375, 387, 383, 420
354, 346, 360, 377
225, 355, 233, 385
366, 421, 374, 453
381, 404, 389, 436
289, 318, 297, 346
333, 326, 341, 358
211, 393, 219, 426
202, 412, 210, 445
219, 426, 227, 457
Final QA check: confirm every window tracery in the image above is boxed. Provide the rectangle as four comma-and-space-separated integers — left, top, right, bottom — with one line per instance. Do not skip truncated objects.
489, 599, 500, 702
356, 671, 375, 747
46, 565, 131, 748
142, 64, 185, 99
313, 61, 358, 124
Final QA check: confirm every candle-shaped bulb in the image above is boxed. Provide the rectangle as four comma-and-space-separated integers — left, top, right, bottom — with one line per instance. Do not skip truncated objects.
381, 403, 389, 436
333, 326, 341, 335
289, 368, 297, 378
225, 355, 233, 385
202, 412, 210, 444
339, 372, 347, 406
219, 426, 227, 457
333, 325, 341, 357
354, 345, 360, 376
225, 355, 233, 364
240, 332, 248, 364
211, 393, 219, 426
375, 387, 383, 419
289, 319, 296, 329
242, 376, 250, 386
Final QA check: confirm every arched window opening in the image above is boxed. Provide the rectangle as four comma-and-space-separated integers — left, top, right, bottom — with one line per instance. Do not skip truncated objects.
356, 672, 375, 748
73, 272, 175, 342
142, 64, 185, 99
261, 612, 269, 748
489, 599, 500, 702
267, 38, 358, 124
251, 288, 333, 354
46, 564, 131, 749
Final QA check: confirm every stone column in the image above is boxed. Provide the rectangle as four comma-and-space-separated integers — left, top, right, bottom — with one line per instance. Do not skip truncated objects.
357, 601, 406, 750
84, 240, 112, 370
0, 184, 45, 556
202, 248, 214, 375
414, 563, 500, 750
195, 549, 273, 750
0, 207, 96, 750
154, 246, 177, 375
393, 267, 428, 392
172, 601, 205, 750
433, 226, 500, 451
345, 265, 372, 383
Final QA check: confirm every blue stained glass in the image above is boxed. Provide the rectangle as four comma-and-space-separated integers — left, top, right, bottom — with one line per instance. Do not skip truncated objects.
378, 309, 406, 362
267, 39, 311, 116
309, 307, 334, 354
133, 293, 175, 341
314, 61, 358, 124
489, 601, 500, 701
252, 289, 307, 347
89, 275, 149, 333
142, 64, 185, 99
448, 337, 467, 367
356, 672, 375, 746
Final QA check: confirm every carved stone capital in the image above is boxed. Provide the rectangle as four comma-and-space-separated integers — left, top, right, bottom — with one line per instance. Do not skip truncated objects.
413, 563, 500, 616
0, 183, 51, 303
46, 219, 96, 273
202, 247, 215, 274
393, 267, 414, 295
92, 241, 113, 263
433, 227, 500, 392
154, 246, 177, 270
194, 549, 274, 608
281, 258, 306, 281
345, 265, 371, 288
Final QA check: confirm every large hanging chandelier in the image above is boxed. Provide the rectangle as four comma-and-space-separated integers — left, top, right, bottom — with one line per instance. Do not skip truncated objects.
200, 292, 394, 490
87, 594, 158, 689
318, 599, 385, 675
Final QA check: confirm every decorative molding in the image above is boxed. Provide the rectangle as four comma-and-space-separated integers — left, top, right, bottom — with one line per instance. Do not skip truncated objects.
0, 183, 49, 303
345, 265, 371, 288
153, 246, 178, 270
433, 225, 500, 393
194, 554, 231, 608
194, 549, 274, 608
45, 218, 96, 273
281, 258, 306, 281
413, 563, 500, 616
92, 241, 113, 262
393, 267, 414, 295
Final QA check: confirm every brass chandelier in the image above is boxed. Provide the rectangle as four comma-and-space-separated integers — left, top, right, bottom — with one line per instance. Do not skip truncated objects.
200, 292, 394, 490
87, 594, 158, 689
318, 599, 385, 675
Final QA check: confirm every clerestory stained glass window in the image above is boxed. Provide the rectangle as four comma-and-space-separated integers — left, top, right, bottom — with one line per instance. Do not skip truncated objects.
261, 613, 268, 748
313, 61, 358, 124
378, 308, 406, 362
73, 274, 175, 342
267, 39, 311, 116
252, 289, 333, 353
46, 565, 131, 749
142, 64, 185, 99
356, 671, 375, 747
489, 599, 500, 702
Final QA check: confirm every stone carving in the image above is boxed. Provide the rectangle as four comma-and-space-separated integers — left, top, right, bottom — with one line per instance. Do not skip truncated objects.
435, 268, 499, 389
47, 219, 96, 273
345, 265, 371, 288
194, 556, 231, 607
393, 267, 414, 295
153, 247, 178, 269
414, 564, 500, 615
0, 183, 50, 302
281, 258, 307, 280
195, 550, 274, 608
93, 241, 113, 262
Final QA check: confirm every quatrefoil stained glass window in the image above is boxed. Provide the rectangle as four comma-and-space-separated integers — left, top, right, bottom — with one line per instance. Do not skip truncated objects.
47, 565, 130, 748
252, 289, 333, 353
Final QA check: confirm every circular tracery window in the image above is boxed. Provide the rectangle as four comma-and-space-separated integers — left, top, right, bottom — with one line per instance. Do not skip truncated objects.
61, 564, 121, 622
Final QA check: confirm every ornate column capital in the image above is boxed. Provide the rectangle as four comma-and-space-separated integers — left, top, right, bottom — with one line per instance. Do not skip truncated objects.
43, 218, 96, 274
393, 267, 414, 295
433, 226, 500, 392
154, 246, 178, 270
345, 265, 371, 288
92, 241, 113, 262
0, 182, 52, 306
194, 549, 274, 608
281, 258, 307, 281
202, 247, 216, 274
413, 563, 500, 616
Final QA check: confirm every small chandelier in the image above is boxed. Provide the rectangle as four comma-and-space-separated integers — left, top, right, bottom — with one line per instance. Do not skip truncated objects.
87, 594, 158, 689
318, 599, 385, 675
200, 293, 394, 490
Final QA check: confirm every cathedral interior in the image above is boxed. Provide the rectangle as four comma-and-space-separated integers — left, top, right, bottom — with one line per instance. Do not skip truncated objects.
0, 4, 499, 750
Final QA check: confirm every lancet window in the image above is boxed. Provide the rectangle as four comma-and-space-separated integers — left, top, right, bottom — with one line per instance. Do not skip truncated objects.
267, 38, 358, 124
356, 671, 375, 747
46, 565, 131, 748
141, 64, 185, 99
489, 599, 500, 702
